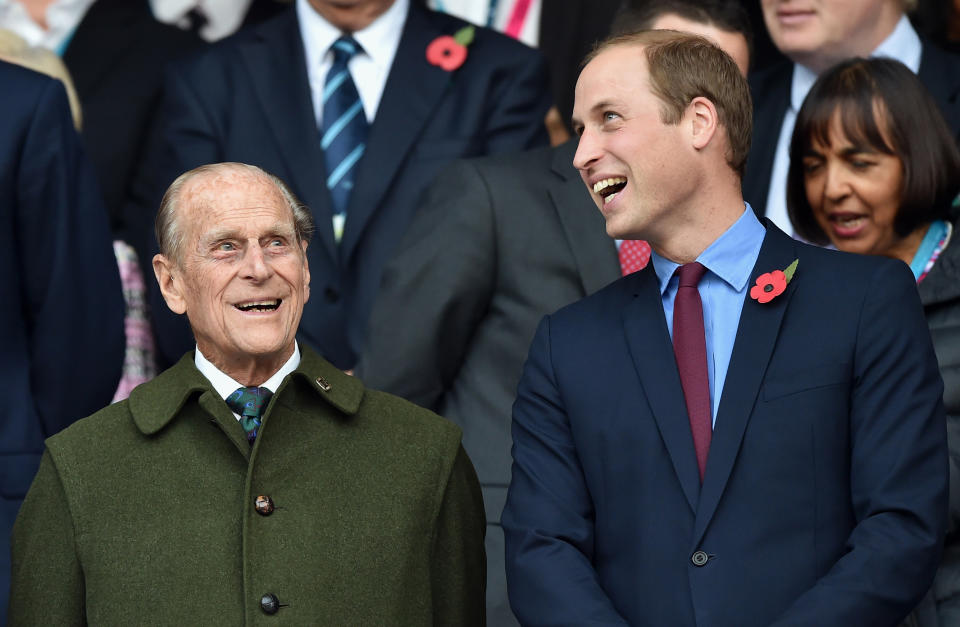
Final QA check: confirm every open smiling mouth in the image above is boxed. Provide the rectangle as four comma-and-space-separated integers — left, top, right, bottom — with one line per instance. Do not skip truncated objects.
593, 177, 627, 204
234, 299, 282, 312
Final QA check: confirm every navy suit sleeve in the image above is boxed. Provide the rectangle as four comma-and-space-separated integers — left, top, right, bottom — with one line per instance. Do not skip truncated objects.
19, 77, 125, 433
502, 316, 629, 626
771, 260, 947, 626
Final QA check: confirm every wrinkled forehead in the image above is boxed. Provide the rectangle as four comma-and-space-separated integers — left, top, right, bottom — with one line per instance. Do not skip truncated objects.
180, 170, 292, 228
574, 45, 650, 113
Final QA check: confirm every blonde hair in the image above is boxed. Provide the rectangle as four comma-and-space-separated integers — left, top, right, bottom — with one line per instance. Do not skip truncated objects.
0, 29, 82, 129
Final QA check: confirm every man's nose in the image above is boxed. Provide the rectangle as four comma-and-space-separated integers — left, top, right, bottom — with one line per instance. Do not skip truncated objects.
241, 244, 273, 281
572, 129, 601, 172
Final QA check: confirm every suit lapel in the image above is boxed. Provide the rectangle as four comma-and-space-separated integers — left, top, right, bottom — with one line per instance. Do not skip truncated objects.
692, 221, 799, 545
339, 4, 452, 262
549, 140, 620, 295
622, 267, 700, 513
743, 63, 791, 217
238, 10, 338, 262
918, 41, 960, 141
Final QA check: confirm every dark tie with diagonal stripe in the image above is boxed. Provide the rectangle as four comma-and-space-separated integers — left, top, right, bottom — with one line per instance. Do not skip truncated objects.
322, 36, 368, 239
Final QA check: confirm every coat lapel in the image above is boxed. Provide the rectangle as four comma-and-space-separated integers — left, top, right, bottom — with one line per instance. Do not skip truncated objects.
339, 4, 452, 262
238, 10, 338, 262
622, 268, 701, 513
743, 62, 791, 217
692, 221, 799, 545
549, 140, 621, 295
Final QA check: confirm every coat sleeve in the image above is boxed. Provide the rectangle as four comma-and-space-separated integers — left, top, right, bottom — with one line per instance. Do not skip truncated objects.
771, 259, 948, 626
431, 444, 486, 626
19, 77, 125, 434
501, 316, 630, 626
356, 159, 496, 410
8, 450, 85, 626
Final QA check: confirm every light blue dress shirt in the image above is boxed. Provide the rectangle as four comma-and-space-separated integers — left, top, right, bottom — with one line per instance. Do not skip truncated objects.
650, 204, 766, 425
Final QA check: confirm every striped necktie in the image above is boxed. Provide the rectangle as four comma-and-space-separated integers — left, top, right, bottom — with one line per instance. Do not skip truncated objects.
321, 35, 368, 240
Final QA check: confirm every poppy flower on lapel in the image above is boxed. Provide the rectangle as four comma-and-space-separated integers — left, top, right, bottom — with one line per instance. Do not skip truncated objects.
750, 259, 798, 304
426, 25, 475, 72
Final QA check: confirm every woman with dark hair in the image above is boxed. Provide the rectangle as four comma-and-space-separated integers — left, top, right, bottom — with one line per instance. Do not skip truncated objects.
787, 56, 960, 624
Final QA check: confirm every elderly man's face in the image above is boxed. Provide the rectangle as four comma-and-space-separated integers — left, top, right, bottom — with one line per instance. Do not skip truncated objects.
761, 0, 902, 73
161, 171, 310, 373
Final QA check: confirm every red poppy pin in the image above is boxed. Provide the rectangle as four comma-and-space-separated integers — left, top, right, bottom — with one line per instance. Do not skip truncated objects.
426, 25, 475, 72
750, 259, 798, 304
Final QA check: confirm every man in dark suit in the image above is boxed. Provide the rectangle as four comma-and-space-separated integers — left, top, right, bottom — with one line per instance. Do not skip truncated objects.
744, 0, 960, 230
358, 4, 752, 623
502, 30, 947, 625
0, 61, 125, 622
128, 0, 551, 371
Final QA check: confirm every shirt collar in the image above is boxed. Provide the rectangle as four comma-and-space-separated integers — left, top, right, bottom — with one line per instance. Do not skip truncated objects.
650, 203, 765, 295
194, 342, 302, 400
790, 15, 921, 112
296, 0, 407, 73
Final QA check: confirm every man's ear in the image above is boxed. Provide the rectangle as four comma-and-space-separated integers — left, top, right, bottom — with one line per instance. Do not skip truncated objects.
152, 253, 187, 315
300, 240, 311, 304
688, 96, 719, 151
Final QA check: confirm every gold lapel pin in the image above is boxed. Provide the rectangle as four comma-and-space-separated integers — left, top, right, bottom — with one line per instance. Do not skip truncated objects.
315, 376, 332, 392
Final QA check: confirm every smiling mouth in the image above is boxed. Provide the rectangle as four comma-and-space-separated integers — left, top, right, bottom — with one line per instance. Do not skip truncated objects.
234, 299, 282, 312
593, 177, 627, 205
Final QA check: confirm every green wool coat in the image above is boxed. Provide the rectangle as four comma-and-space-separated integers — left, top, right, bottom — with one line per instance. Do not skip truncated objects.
9, 347, 486, 625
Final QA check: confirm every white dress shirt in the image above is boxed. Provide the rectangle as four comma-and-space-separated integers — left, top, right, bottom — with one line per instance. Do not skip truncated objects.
297, 0, 408, 128
0, 0, 95, 52
149, 0, 254, 42
764, 15, 922, 235
194, 343, 301, 421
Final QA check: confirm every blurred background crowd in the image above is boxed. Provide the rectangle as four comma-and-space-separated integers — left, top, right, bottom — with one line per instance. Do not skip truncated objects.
2, 0, 960, 624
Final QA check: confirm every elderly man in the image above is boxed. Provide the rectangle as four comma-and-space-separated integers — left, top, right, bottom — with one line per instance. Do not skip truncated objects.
8, 162, 485, 625
502, 31, 946, 625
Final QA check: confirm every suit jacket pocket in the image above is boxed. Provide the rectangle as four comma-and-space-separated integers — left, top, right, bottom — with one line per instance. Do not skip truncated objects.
762, 361, 851, 402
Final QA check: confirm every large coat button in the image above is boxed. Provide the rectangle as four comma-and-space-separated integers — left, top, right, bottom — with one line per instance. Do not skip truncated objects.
260, 593, 280, 615
691, 550, 709, 567
255, 495, 275, 516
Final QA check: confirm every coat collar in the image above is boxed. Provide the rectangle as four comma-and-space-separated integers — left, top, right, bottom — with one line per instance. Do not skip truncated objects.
130, 344, 364, 436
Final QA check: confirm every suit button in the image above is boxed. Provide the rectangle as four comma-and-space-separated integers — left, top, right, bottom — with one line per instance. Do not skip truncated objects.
260, 592, 280, 615
255, 495, 274, 516
691, 550, 709, 567
324, 286, 339, 302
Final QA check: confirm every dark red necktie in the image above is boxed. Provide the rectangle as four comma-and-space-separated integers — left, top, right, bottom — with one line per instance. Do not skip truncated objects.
619, 239, 651, 275
673, 262, 711, 481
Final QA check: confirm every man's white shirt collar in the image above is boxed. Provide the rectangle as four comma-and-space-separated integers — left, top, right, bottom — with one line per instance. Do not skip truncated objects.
297, 0, 408, 125
149, 0, 254, 42
789, 15, 922, 112
195, 342, 302, 411
0, 0, 95, 50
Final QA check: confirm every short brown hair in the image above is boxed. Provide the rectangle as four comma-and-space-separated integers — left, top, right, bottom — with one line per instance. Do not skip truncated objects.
787, 57, 960, 244
155, 162, 314, 265
585, 30, 752, 177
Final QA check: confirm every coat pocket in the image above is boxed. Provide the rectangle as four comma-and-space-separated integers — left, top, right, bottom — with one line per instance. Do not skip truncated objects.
762, 361, 851, 402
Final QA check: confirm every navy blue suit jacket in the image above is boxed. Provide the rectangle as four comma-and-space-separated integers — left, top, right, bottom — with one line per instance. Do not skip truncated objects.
127, 3, 551, 369
743, 41, 960, 217
0, 63, 125, 622
502, 222, 948, 626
